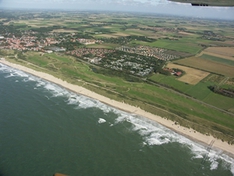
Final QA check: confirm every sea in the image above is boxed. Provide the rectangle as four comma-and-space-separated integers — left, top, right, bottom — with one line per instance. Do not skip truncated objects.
0, 63, 233, 176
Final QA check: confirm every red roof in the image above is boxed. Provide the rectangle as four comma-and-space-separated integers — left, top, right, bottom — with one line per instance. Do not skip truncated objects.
175, 72, 182, 76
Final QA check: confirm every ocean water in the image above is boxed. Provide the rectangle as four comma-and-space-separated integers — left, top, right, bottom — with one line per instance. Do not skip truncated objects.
0, 63, 233, 176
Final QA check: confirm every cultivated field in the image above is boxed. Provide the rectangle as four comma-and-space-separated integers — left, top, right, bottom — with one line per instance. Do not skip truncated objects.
178, 31, 195, 36
95, 33, 130, 38
174, 57, 234, 77
201, 47, 234, 61
125, 29, 157, 38
204, 47, 234, 57
166, 63, 210, 85
199, 54, 234, 66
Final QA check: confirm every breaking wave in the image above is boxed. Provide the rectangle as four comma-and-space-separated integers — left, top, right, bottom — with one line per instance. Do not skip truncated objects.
1, 63, 234, 175
98, 118, 106, 124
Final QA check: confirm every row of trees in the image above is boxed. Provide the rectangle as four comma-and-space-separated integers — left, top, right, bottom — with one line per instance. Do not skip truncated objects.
208, 86, 234, 98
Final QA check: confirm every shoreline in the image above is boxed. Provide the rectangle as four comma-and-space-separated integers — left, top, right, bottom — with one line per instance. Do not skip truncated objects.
1, 59, 234, 157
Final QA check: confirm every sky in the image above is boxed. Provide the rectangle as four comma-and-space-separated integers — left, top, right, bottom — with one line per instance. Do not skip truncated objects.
0, 0, 233, 20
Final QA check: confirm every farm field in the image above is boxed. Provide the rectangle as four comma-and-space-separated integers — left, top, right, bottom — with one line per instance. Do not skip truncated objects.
199, 54, 234, 66
52, 29, 78, 33
3, 12, 234, 57
149, 73, 234, 113
149, 73, 193, 92
132, 39, 203, 54
166, 63, 210, 85
200, 47, 234, 61
174, 57, 234, 77
95, 33, 130, 38
186, 82, 234, 112
204, 47, 234, 57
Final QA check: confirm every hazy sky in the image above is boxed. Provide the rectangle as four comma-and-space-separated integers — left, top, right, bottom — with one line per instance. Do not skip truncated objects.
0, 0, 233, 20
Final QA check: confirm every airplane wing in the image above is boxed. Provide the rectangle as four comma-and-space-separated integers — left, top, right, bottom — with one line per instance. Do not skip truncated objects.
169, 0, 234, 6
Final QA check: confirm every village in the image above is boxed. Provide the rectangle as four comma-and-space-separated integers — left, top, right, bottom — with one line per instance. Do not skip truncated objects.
0, 32, 60, 51
0, 29, 180, 77
116, 46, 179, 60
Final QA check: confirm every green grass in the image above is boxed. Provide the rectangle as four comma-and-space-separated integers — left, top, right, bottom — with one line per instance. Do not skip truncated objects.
185, 81, 213, 100
86, 43, 118, 49
200, 54, 234, 66
149, 73, 234, 112
27, 55, 48, 66
12, 23, 27, 27
12, 52, 234, 119
149, 74, 192, 92
128, 83, 234, 130
203, 93, 234, 112
185, 80, 234, 111
131, 39, 202, 54
47, 53, 73, 63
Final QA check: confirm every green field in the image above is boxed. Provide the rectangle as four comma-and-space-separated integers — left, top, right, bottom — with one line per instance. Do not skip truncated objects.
131, 39, 203, 54
149, 73, 234, 111
149, 74, 192, 92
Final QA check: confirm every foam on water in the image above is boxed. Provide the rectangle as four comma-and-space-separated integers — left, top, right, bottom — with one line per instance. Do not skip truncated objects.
208, 151, 220, 170
98, 118, 106, 124
0, 64, 29, 78
1, 63, 234, 175
36, 81, 45, 87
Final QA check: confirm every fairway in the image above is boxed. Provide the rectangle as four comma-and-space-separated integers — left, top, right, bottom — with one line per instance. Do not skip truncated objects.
167, 63, 210, 85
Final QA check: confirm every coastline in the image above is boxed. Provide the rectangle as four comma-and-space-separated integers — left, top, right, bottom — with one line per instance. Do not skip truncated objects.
1, 59, 234, 157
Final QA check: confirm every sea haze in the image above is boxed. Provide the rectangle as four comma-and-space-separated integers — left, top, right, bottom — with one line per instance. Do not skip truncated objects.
0, 63, 234, 176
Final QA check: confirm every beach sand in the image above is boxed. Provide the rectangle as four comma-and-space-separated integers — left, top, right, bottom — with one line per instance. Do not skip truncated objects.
1, 59, 233, 157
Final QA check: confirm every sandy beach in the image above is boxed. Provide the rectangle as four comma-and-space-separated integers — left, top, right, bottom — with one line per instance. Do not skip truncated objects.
1, 59, 233, 157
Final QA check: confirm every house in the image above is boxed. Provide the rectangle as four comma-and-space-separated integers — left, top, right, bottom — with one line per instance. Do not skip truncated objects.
46, 50, 53, 53
175, 71, 182, 76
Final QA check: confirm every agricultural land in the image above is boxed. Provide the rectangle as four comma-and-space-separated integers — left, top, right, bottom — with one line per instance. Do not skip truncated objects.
0, 10, 234, 143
